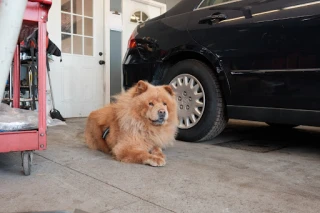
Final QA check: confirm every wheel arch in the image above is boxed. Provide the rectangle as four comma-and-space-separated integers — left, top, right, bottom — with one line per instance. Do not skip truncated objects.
160, 57, 228, 142
160, 50, 231, 105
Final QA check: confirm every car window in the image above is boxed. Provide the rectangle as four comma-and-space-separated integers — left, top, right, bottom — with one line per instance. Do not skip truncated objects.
198, 0, 235, 8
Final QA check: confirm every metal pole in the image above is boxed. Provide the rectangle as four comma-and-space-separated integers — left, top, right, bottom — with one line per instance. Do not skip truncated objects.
9, 64, 12, 107
13, 45, 21, 108
0, 0, 28, 102
38, 21, 47, 150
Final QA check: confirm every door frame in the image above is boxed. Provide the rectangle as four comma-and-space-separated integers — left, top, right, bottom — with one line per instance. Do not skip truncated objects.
104, 0, 111, 105
120, 0, 167, 92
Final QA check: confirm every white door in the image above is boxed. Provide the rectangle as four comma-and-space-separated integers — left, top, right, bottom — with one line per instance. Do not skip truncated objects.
122, 0, 166, 60
48, 0, 106, 118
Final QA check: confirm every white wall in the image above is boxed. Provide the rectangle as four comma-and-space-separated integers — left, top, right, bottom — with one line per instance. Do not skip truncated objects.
154, 0, 181, 10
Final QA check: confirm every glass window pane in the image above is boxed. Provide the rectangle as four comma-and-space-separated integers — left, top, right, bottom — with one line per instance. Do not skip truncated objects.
84, 37, 93, 56
61, 34, 71, 53
131, 12, 140, 23
61, 0, 71, 12
73, 35, 83, 55
84, 0, 93, 17
199, 0, 232, 8
199, 0, 212, 7
84, 18, 93, 36
134, 11, 140, 18
141, 12, 148, 22
73, 0, 82, 15
130, 16, 137, 23
73, 15, 83, 35
61, 13, 71, 33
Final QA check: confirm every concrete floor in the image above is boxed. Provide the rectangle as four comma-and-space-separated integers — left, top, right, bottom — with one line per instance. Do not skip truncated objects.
0, 118, 320, 213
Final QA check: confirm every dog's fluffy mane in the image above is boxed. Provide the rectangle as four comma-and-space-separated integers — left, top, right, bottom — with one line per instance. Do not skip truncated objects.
111, 83, 178, 148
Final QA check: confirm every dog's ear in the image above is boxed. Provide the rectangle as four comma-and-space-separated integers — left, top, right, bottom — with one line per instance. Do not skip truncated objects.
163, 85, 174, 96
134, 80, 148, 96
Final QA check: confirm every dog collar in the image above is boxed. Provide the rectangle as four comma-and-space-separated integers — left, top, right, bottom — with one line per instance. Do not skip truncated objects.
102, 128, 110, 140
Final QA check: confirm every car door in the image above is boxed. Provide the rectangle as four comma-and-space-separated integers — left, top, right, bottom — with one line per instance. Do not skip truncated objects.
273, 0, 320, 111
188, 0, 320, 111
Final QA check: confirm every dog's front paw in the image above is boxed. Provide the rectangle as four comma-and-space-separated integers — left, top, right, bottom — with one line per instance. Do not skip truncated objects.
150, 147, 166, 159
144, 156, 166, 167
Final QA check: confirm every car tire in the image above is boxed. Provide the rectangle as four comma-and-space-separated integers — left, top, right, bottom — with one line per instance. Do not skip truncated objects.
162, 59, 228, 142
266, 123, 298, 128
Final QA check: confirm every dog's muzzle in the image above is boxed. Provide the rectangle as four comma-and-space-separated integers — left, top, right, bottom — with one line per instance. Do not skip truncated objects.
150, 110, 167, 125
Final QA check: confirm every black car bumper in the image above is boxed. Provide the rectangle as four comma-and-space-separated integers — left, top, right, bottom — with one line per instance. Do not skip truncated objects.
122, 63, 159, 90
122, 49, 163, 90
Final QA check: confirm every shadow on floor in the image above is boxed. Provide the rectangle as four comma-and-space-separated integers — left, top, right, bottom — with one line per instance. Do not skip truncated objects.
208, 120, 320, 153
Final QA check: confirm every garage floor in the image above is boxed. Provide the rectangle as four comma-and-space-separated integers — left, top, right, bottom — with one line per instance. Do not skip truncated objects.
0, 118, 319, 213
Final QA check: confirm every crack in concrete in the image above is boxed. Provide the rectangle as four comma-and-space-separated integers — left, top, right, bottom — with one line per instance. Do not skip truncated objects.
35, 153, 176, 213
100, 200, 139, 213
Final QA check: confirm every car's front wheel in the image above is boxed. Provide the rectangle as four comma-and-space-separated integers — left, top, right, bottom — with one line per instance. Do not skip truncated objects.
162, 59, 228, 142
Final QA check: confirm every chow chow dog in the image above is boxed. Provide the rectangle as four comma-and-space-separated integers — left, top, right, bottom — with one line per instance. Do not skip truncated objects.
84, 80, 178, 166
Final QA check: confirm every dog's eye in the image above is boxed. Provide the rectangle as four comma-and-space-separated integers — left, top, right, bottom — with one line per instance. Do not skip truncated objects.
163, 103, 167, 106
149, 102, 154, 106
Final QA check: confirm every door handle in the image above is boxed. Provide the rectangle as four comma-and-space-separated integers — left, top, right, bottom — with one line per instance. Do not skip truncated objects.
199, 13, 227, 24
99, 60, 105, 65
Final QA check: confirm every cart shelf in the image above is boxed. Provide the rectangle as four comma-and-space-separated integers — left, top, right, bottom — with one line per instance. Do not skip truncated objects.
0, 0, 52, 176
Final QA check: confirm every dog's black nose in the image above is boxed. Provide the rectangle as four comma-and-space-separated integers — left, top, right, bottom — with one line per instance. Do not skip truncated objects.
158, 109, 166, 118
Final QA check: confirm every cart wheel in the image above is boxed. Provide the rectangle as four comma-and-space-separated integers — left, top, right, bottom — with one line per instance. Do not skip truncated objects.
21, 151, 33, 176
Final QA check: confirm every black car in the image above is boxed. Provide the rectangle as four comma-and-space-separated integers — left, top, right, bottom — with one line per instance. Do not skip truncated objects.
122, 0, 320, 142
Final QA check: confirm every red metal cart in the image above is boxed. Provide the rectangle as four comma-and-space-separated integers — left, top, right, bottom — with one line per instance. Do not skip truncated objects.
0, 0, 52, 175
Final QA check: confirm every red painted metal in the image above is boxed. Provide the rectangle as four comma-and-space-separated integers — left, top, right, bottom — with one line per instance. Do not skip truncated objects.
19, 1, 51, 42
0, 0, 51, 154
13, 45, 20, 108
0, 131, 39, 153
37, 21, 47, 150
22, 2, 49, 23
29, 0, 52, 5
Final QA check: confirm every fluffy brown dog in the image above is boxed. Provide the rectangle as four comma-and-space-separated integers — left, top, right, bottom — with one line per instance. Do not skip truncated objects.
84, 80, 178, 166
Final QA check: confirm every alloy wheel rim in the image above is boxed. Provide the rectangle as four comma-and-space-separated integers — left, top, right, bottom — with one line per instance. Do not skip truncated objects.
170, 74, 205, 129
